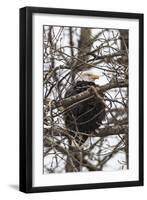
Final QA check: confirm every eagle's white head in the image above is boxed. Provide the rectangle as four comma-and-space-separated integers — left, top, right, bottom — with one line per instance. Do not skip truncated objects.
76, 71, 99, 83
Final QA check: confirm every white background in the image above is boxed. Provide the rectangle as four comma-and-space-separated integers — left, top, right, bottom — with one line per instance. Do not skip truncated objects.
0, 0, 146, 199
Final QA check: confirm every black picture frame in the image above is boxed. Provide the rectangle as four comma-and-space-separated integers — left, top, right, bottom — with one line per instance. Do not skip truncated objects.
19, 6, 144, 193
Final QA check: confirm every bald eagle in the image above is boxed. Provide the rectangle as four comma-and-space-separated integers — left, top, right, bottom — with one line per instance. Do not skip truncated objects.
64, 72, 106, 146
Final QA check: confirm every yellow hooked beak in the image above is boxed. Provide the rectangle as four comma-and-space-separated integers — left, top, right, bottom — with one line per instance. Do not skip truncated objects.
85, 73, 100, 81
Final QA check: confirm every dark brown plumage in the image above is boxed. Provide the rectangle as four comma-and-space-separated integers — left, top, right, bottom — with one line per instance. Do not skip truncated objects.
64, 81, 106, 145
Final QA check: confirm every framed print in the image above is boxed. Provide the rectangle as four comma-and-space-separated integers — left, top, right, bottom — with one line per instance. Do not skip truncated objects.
19, 7, 144, 193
